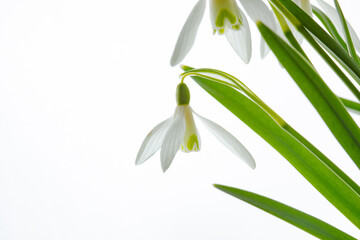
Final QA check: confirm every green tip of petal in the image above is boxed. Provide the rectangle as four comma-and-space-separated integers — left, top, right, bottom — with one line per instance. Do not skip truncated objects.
232, 24, 240, 31
187, 134, 200, 151
176, 83, 190, 105
215, 9, 239, 28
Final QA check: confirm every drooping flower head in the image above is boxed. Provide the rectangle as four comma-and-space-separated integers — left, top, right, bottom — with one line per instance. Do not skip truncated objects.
136, 82, 256, 172
170, 0, 252, 66
170, 0, 316, 67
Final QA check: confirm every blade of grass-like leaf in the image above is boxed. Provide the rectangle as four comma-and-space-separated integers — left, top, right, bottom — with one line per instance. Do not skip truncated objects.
317, 40, 360, 85
271, 4, 308, 59
189, 72, 360, 228
269, 0, 360, 85
214, 185, 357, 240
312, 5, 347, 51
257, 21, 360, 169
183, 65, 360, 197
340, 97, 360, 113
270, 1, 360, 101
334, 0, 360, 65
299, 28, 360, 101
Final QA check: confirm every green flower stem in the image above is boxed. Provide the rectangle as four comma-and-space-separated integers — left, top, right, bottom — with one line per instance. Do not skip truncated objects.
340, 97, 360, 112
182, 65, 360, 198
334, 0, 360, 65
269, 0, 360, 85
180, 72, 238, 89
181, 67, 286, 126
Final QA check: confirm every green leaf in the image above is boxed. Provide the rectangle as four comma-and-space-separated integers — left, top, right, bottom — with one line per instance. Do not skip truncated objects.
188, 71, 360, 229
271, 1, 360, 101
214, 185, 357, 240
334, 0, 360, 65
312, 5, 347, 51
182, 65, 360, 198
257, 21, 360, 170
317, 40, 360, 85
269, 0, 360, 85
271, 4, 308, 59
340, 97, 360, 113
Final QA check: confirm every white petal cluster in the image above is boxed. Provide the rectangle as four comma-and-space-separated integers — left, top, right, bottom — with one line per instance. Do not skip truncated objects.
170, 0, 277, 66
136, 84, 255, 172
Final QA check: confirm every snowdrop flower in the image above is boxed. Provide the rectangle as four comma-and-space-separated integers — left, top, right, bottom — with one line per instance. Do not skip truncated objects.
232, 0, 311, 58
170, 0, 291, 66
136, 83, 256, 172
170, 0, 315, 66
315, 0, 360, 52
170, 0, 252, 66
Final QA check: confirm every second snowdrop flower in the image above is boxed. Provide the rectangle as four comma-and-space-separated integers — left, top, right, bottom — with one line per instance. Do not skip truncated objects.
136, 82, 256, 172
170, 0, 252, 66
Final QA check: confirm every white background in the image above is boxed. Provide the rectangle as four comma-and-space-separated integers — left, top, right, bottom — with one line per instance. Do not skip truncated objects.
1, 0, 360, 239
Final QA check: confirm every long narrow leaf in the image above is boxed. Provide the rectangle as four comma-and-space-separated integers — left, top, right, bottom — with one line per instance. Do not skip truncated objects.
257, 21, 360, 169
270, 0, 360, 85
183, 65, 360, 198
334, 0, 360, 64
214, 185, 357, 240
317, 40, 360, 85
340, 97, 360, 113
189, 73, 360, 228
312, 5, 347, 51
271, 1, 360, 101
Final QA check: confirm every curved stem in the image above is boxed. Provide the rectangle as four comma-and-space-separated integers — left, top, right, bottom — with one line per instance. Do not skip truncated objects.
181, 68, 286, 126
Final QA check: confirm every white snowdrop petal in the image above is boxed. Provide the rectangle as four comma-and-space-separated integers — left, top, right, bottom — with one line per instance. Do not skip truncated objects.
286, 20, 303, 44
260, 37, 270, 58
225, 11, 252, 63
170, 0, 206, 66
195, 113, 256, 169
135, 118, 172, 165
301, 0, 312, 16
239, 0, 276, 29
181, 106, 201, 152
238, 0, 275, 58
160, 108, 185, 172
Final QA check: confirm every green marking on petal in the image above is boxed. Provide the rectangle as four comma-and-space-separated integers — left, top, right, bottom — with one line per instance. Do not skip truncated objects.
233, 24, 240, 31
213, 10, 243, 34
187, 134, 200, 151
215, 9, 236, 28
